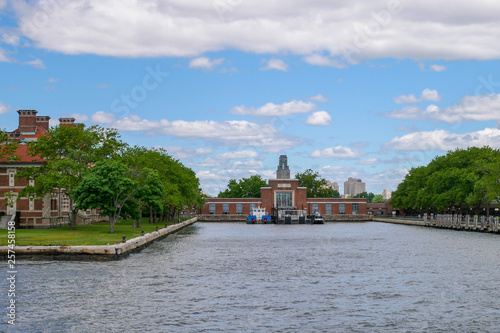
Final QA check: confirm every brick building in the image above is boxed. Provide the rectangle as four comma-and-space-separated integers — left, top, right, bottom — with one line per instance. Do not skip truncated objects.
0, 110, 88, 228
202, 155, 367, 217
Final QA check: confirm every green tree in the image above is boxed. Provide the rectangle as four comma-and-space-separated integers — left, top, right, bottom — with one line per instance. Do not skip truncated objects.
0, 130, 18, 162
74, 160, 138, 233
18, 125, 125, 229
353, 191, 375, 202
372, 194, 385, 203
218, 175, 268, 198
122, 146, 203, 221
391, 147, 500, 215
295, 169, 339, 198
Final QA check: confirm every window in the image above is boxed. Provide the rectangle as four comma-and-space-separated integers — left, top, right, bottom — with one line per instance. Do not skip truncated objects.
339, 203, 346, 214
276, 192, 293, 208
312, 203, 319, 214
29, 199, 34, 211
209, 203, 216, 214
223, 203, 230, 214
236, 203, 243, 214
8, 169, 15, 187
325, 203, 332, 215
61, 193, 70, 212
352, 203, 359, 215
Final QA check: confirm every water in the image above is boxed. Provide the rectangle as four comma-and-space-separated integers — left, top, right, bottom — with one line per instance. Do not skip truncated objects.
3, 222, 500, 332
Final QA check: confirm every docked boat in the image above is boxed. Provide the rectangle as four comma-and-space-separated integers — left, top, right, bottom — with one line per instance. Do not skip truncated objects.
247, 206, 272, 224
310, 211, 324, 224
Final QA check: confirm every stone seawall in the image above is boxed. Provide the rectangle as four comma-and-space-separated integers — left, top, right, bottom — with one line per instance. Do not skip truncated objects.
0, 217, 197, 261
325, 214, 372, 222
198, 215, 247, 222
371, 217, 425, 226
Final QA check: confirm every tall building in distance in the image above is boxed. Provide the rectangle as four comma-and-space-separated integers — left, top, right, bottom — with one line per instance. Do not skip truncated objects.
276, 154, 290, 179
324, 181, 340, 193
382, 189, 392, 200
344, 177, 366, 197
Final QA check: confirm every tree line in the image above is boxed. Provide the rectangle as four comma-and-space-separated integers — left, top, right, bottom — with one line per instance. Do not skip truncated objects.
390, 147, 500, 216
2, 125, 203, 233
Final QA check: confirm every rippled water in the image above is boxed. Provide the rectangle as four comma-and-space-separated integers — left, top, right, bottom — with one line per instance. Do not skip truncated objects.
3, 222, 500, 332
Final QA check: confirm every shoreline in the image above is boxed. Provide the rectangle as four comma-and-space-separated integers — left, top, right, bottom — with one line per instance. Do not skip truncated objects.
0, 217, 197, 261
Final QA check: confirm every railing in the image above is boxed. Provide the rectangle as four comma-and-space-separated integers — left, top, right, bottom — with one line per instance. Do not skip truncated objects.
423, 214, 500, 232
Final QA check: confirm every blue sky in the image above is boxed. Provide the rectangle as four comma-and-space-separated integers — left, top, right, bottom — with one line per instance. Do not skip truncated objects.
1, 0, 500, 195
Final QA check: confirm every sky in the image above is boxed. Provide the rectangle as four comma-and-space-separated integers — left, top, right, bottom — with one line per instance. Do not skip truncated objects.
1, 0, 500, 196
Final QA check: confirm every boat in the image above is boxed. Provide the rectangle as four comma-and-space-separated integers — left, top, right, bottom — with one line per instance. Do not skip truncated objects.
310, 211, 324, 224
247, 206, 272, 224
277, 209, 307, 224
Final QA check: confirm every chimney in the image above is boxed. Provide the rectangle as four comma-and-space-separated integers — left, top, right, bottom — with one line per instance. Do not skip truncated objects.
59, 118, 76, 127
18, 110, 38, 133
36, 115, 51, 131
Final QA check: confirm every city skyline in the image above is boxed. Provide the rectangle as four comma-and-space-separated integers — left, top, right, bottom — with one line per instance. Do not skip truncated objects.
1, 1, 500, 196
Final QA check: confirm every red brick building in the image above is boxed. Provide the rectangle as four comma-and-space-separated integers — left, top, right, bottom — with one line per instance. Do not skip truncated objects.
0, 110, 90, 228
202, 155, 367, 218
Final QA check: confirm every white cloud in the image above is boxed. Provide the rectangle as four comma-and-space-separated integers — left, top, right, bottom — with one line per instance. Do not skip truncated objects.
0, 101, 10, 115
303, 55, 346, 68
230, 159, 265, 169
396, 125, 419, 132
91, 111, 116, 124
25, 58, 45, 69
1, 33, 19, 46
393, 89, 441, 104
319, 165, 361, 180
309, 94, 328, 103
0, 49, 9, 63
311, 146, 364, 158
261, 58, 288, 71
420, 89, 441, 102
305, 111, 331, 126
13, 1, 500, 63
430, 64, 446, 72
383, 156, 421, 164
47, 78, 59, 83
216, 150, 259, 160
189, 57, 224, 70
230, 100, 316, 116
93, 113, 298, 152
384, 128, 500, 151
385, 93, 500, 123
358, 158, 380, 165
163, 146, 213, 160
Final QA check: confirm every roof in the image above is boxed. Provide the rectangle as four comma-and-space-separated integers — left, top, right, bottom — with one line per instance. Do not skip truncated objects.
1, 124, 48, 164
0, 145, 44, 163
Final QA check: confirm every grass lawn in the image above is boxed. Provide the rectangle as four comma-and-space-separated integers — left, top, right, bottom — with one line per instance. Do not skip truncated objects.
0, 218, 186, 246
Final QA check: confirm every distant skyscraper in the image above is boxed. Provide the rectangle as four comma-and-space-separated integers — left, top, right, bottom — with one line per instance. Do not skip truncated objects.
382, 189, 391, 200
344, 177, 366, 197
276, 155, 290, 179
324, 181, 340, 193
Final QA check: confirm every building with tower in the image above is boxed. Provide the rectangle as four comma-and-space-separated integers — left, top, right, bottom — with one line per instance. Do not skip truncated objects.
202, 155, 367, 218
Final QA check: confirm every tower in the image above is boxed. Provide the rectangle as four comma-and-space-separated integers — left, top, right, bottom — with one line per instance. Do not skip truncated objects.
276, 155, 290, 179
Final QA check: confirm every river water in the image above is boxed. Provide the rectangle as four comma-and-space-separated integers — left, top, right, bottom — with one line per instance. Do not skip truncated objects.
3, 222, 500, 332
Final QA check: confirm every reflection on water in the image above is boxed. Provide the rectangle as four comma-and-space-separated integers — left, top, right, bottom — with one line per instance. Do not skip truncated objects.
3, 222, 500, 332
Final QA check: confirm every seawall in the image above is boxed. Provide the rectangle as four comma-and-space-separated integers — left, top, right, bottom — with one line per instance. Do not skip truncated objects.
0, 217, 197, 261
371, 217, 425, 226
